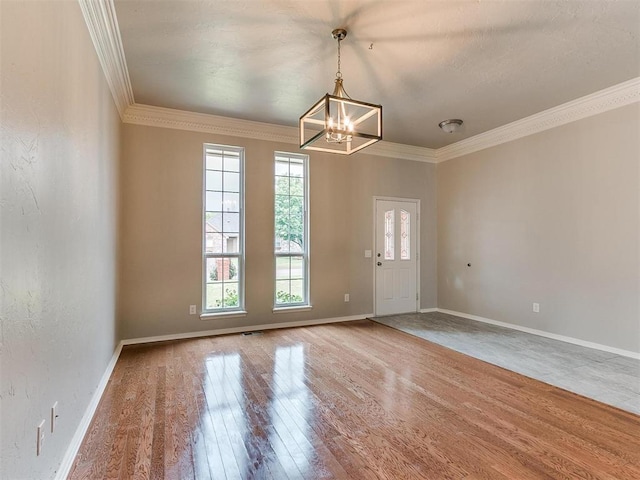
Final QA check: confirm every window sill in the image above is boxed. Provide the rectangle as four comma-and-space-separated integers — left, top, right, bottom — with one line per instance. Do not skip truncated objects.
272, 305, 313, 314
200, 310, 248, 321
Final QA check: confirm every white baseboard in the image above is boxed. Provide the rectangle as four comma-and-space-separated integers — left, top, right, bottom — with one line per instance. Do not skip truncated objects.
121, 313, 372, 346
55, 341, 124, 480
420, 308, 438, 313
436, 308, 640, 360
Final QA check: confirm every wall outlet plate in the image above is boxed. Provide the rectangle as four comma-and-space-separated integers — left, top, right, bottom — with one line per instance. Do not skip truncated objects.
189, 305, 197, 315
533, 302, 540, 313
344, 293, 350, 302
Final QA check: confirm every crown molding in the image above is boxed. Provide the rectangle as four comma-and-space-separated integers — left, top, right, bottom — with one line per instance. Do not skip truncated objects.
122, 76, 638, 164
436, 77, 640, 162
79, 1, 638, 163
366, 141, 437, 163
123, 103, 299, 143
123, 103, 437, 162
78, 0, 134, 117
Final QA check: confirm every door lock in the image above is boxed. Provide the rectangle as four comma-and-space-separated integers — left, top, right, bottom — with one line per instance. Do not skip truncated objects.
377, 262, 382, 266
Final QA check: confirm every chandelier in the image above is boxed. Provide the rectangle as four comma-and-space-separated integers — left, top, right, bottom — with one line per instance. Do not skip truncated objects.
299, 28, 382, 155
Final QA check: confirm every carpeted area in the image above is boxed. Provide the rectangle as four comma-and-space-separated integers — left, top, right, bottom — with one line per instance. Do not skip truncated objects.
372, 311, 640, 415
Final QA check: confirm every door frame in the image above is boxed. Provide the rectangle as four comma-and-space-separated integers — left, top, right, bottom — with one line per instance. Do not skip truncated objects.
372, 196, 421, 316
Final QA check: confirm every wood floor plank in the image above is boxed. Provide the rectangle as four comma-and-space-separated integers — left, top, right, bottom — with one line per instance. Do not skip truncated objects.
164, 350, 196, 480
149, 364, 167, 479
68, 320, 640, 480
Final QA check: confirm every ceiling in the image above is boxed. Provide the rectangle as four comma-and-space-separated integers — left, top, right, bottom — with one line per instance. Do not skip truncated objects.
114, 0, 640, 149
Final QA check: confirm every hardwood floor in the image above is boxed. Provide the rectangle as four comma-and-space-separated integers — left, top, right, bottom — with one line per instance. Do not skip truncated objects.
68, 320, 640, 479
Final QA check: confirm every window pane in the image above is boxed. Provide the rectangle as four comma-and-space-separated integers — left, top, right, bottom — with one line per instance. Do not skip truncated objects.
223, 234, 240, 254
287, 229, 304, 252
222, 212, 240, 234
206, 170, 222, 191
223, 154, 240, 172
206, 282, 223, 310
400, 209, 410, 260
275, 160, 289, 176
206, 154, 222, 171
275, 280, 290, 304
289, 176, 303, 195
205, 257, 218, 282
206, 257, 235, 283
290, 196, 303, 216
223, 192, 240, 212
224, 171, 240, 193
228, 258, 239, 280
384, 209, 395, 260
275, 176, 289, 193
289, 162, 303, 177
274, 195, 289, 216
289, 199, 304, 251
290, 280, 304, 302
206, 191, 222, 212
221, 283, 239, 308
290, 256, 304, 280
275, 195, 291, 252
205, 232, 223, 254
276, 256, 291, 280
206, 211, 222, 234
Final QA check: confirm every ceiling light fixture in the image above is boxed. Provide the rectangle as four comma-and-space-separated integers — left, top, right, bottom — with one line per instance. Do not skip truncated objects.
300, 28, 382, 155
439, 119, 463, 134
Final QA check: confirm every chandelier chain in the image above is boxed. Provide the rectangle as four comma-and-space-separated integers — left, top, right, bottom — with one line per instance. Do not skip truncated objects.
336, 36, 342, 79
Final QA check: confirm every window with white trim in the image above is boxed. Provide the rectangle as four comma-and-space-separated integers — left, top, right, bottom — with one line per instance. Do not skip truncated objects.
203, 144, 244, 312
274, 152, 309, 307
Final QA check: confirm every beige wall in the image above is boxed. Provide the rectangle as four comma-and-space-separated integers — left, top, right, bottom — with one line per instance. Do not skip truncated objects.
0, 1, 120, 479
119, 124, 437, 339
438, 104, 640, 353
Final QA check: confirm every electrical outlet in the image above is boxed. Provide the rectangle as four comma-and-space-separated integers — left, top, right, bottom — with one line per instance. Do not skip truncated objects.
37, 420, 45, 456
344, 293, 350, 302
533, 302, 540, 313
51, 402, 58, 433
189, 305, 197, 315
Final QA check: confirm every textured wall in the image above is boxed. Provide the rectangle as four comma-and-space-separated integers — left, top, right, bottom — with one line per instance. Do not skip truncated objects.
437, 103, 640, 353
118, 124, 437, 339
0, 1, 120, 478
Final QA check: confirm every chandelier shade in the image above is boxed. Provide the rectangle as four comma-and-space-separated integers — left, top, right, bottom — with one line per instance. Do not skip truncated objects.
299, 29, 382, 155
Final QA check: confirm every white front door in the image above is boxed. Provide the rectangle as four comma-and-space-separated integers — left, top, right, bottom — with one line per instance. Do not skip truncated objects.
375, 199, 418, 316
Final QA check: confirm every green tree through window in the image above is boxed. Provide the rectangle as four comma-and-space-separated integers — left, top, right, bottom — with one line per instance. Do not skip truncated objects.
274, 153, 308, 306
275, 176, 304, 249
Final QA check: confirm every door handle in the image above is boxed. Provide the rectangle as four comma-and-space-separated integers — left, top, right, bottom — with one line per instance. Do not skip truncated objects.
377, 262, 382, 266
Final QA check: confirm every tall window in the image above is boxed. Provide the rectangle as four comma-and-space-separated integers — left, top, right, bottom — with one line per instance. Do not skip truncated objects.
274, 152, 309, 307
203, 144, 244, 312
